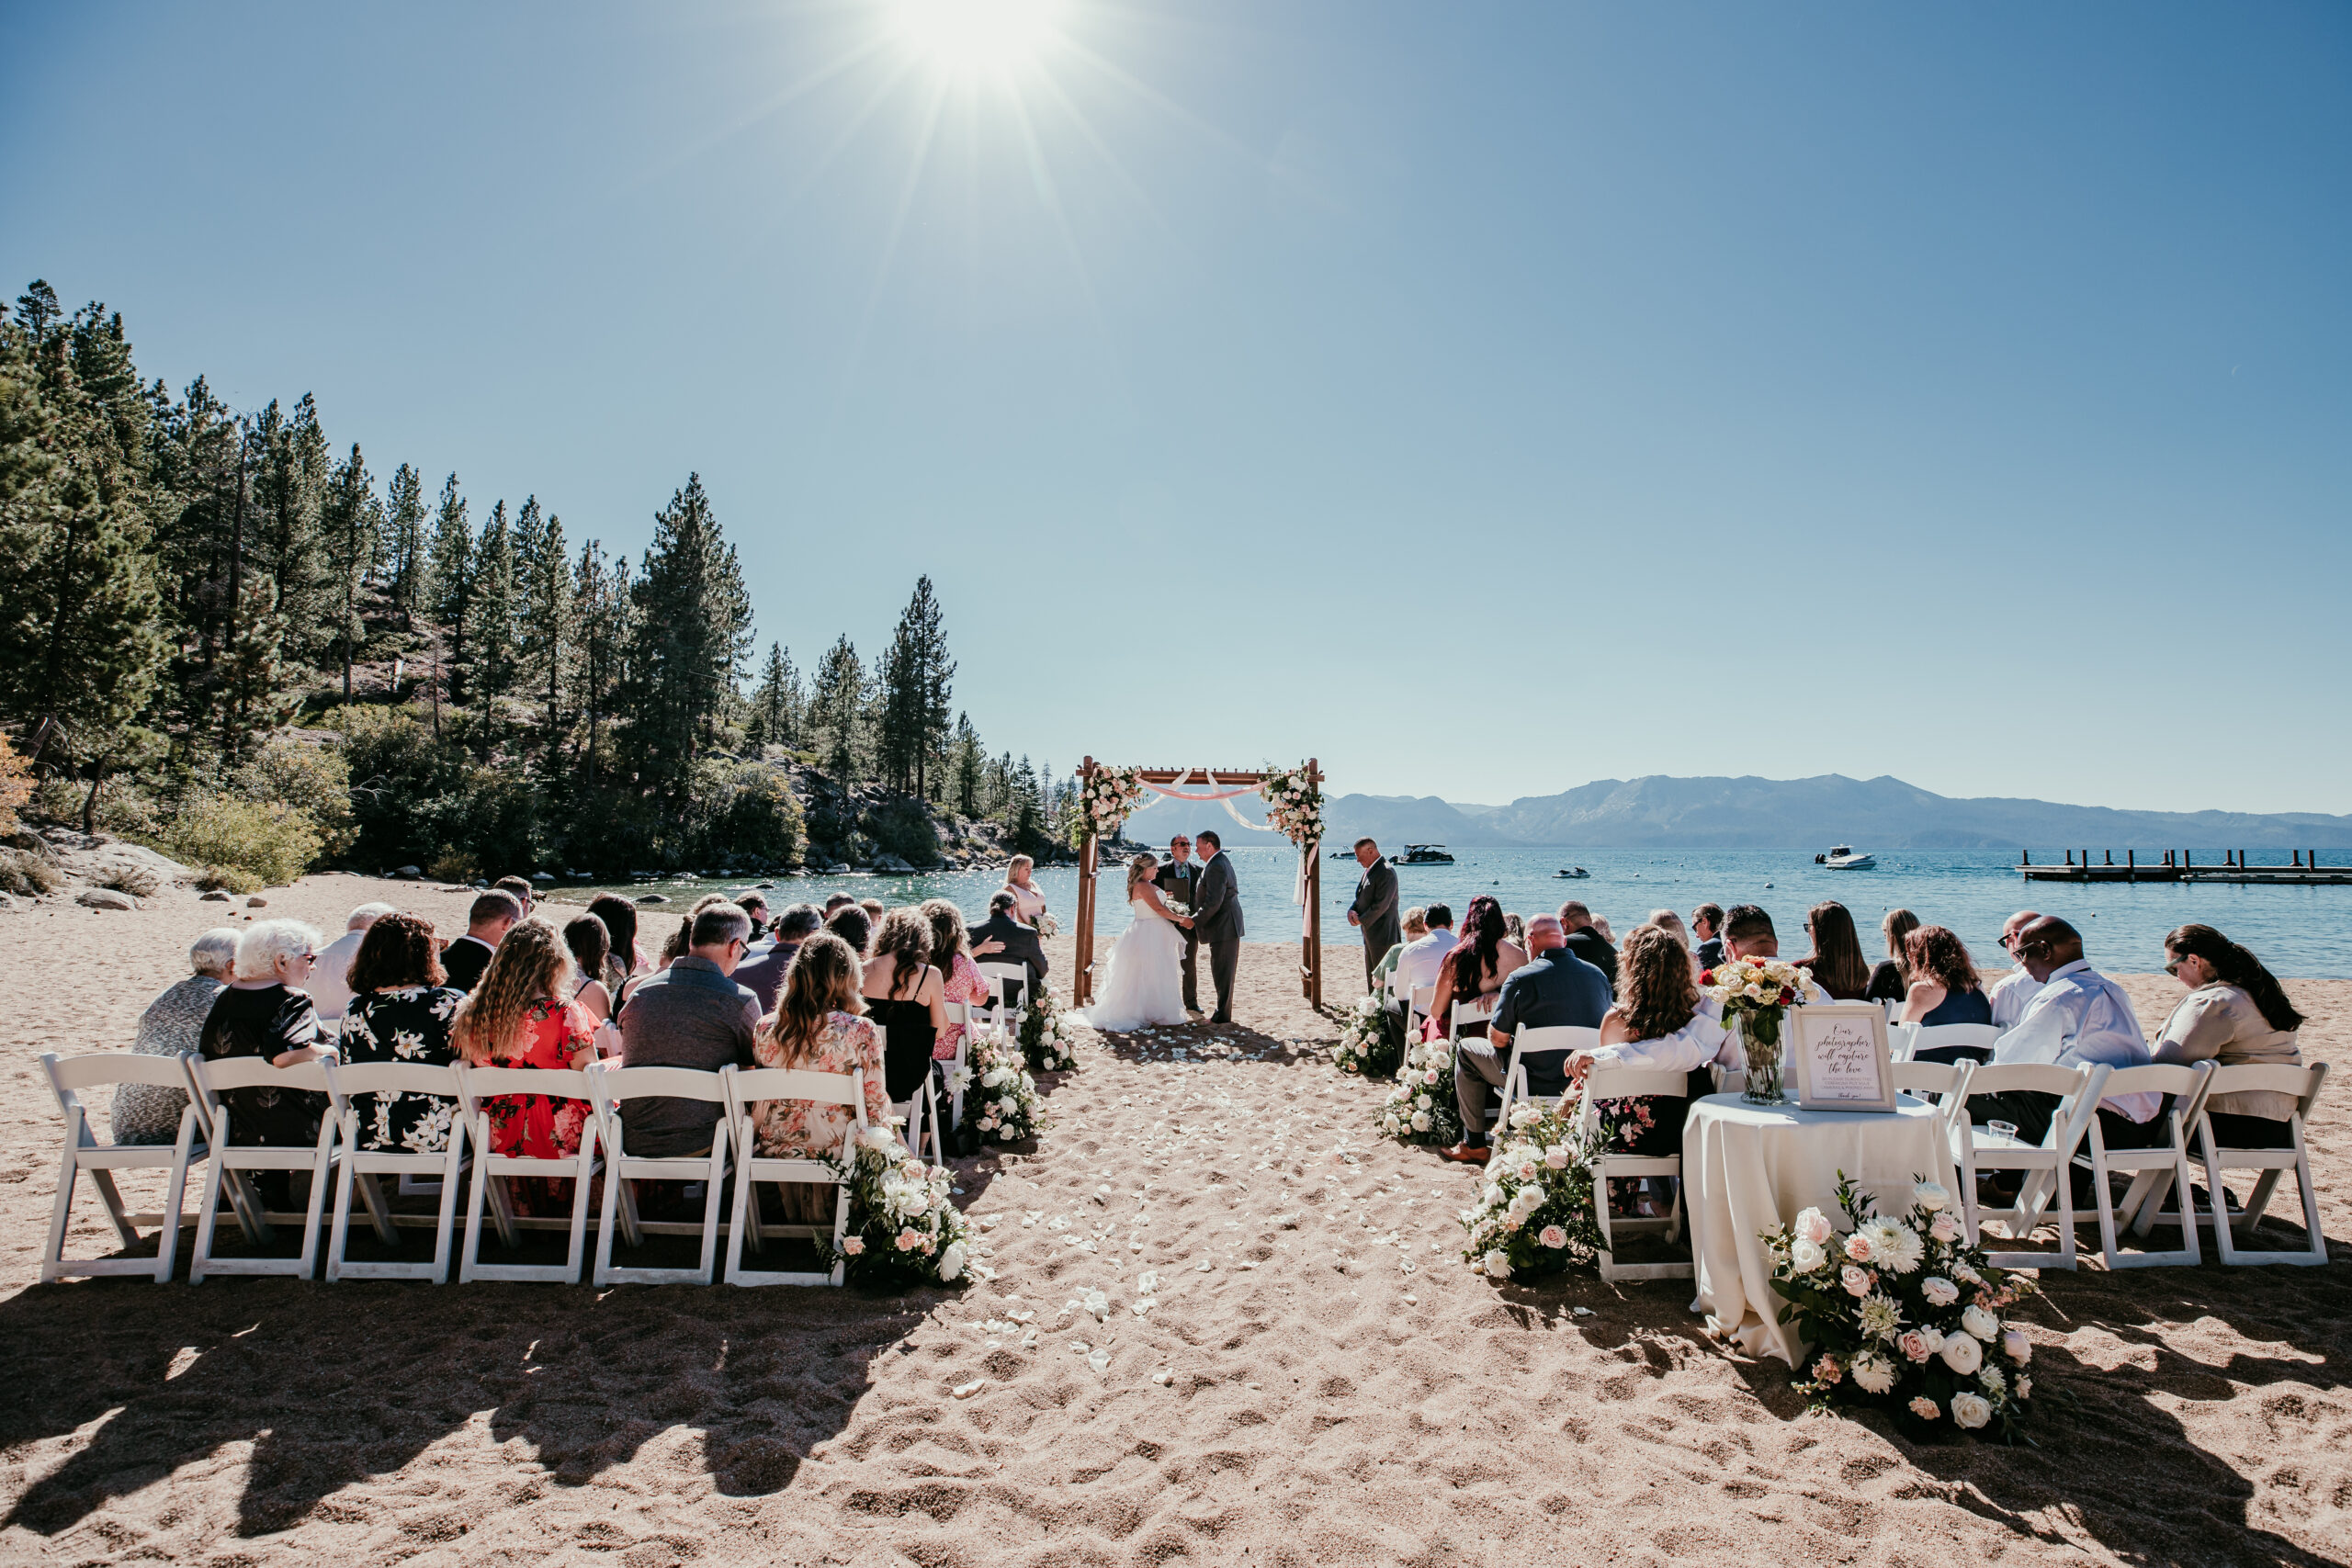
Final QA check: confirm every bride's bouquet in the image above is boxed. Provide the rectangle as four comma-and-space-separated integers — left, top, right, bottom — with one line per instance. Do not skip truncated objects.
1332, 990, 1405, 1077
1763, 1173, 2040, 1440
1377, 1036, 1463, 1145
1035, 912, 1059, 938
831, 1124, 976, 1289
1161, 897, 1192, 921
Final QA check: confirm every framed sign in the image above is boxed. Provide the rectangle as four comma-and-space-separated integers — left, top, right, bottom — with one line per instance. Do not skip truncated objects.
1788, 1003, 1898, 1113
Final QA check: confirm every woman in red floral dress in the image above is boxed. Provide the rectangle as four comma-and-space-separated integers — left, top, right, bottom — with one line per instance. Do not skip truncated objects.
452, 919, 596, 1213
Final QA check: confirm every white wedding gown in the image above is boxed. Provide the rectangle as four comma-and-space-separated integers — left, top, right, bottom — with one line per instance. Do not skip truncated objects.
1078, 897, 1189, 1032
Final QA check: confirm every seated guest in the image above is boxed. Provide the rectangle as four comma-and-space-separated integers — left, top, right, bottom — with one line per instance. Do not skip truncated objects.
1646, 909, 1691, 950
857, 897, 885, 930
1797, 901, 1873, 1001
1425, 896, 1525, 1040
586, 895, 644, 993
735, 903, 823, 1016
749, 932, 892, 1220
495, 875, 537, 911
1556, 901, 1617, 998
1566, 927, 1734, 1203
441, 890, 522, 993
1972, 916, 2157, 1152
1868, 908, 1920, 1005
863, 908, 949, 1106
338, 912, 465, 1151
1502, 911, 1527, 949
1985, 909, 2046, 1029
826, 904, 874, 960
970, 890, 1049, 1010
1442, 916, 1611, 1164
1398, 903, 1456, 1000
2152, 923, 2305, 1150
451, 919, 596, 1213
1002, 854, 1048, 924
1371, 907, 1430, 985
737, 893, 771, 943
111, 928, 240, 1145
1897, 925, 1994, 1043
614, 902, 761, 1158
823, 893, 857, 917
309, 902, 397, 1022
1690, 903, 1726, 969
923, 897, 1002, 1071
563, 914, 616, 1026
198, 919, 334, 1205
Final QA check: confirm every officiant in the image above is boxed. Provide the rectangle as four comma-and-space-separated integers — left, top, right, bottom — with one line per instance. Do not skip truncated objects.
1156, 833, 1203, 1015
1347, 837, 1400, 990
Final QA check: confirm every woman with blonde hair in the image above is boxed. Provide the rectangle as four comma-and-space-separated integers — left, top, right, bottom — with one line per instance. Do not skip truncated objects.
750, 932, 891, 1217
860, 908, 949, 1104
451, 918, 595, 1209
1868, 908, 1921, 1005
1080, 852, 1192, 1032
1002, 855, 1049, 927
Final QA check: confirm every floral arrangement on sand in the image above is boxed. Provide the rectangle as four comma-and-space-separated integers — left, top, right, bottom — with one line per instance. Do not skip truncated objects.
832, 1123, 975, 1289
958, 1026, 1044, 1146
1257, 761, 1323, 846
1069, 765, 1148, 846
1764, 1173, 2040, 1440
1377, 1036, 1463, 1145
1458, 1101, 1607, 1281
1017, 985, 1080, 1072
1333, 989, 1406, 1077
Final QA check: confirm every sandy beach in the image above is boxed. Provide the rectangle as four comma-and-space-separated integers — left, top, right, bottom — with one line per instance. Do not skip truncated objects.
2, 873, 2346, 1566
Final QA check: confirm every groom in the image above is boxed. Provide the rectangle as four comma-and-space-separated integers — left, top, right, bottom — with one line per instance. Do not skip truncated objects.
1191, 829, 1245, 1023
1155, 834, 1202, 1016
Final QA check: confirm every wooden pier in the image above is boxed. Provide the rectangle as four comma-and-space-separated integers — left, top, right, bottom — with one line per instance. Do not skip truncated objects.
2017, 849, 2352, 886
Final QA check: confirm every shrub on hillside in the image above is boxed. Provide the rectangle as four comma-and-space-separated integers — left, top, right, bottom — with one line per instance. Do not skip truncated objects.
165, 794, 323, 893
702, 762, 803, 867
0, 847, 61, 898
0, 735, 31, 836
864, 798, 939, 866
234, 738, 356, 857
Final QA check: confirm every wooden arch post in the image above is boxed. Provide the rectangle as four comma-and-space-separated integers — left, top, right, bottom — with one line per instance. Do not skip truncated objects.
1068, 760, 1325, 1012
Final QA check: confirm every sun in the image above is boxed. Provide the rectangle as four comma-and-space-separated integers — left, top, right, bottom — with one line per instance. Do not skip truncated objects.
889, 0, 1067, 73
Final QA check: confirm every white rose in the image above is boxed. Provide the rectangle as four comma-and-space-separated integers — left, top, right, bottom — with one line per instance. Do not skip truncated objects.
2002, 1327, 2032, 1365
1789, 1237, 1826, 1274
1962, 1304, 2000, 1342
1950, 1392, 1992, 1430
1410, 1111, 1430, 1132
1795, 1208, 1835, 1246
1939, 1331, 1984, 1376
1482, 1250, 1511, 1279
2015, 1375, 2032, 1400
938, 1242, 967, 1281
1416, 1094, 1432, 1110
1913, 1180, 1951, 1213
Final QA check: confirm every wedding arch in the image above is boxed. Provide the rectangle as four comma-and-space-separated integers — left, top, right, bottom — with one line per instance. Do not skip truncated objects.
1069, 757, 1329, 1009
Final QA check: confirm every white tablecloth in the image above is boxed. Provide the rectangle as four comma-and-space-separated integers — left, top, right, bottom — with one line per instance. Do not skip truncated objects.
1682, 1093, 1955, 1366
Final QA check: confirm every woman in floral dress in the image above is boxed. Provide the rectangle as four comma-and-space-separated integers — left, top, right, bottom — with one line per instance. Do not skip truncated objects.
451, 919, 595, 1213
750, 932, 891, 1220
1567, 923, 1730, 1211
337, 912, 465, 1153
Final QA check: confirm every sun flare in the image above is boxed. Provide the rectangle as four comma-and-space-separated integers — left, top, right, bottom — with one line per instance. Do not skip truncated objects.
890, 0, 1067, 73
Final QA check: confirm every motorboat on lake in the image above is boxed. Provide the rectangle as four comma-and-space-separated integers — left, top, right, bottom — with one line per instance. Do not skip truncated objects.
1555, 866, 1589, 878
1816, 845, 1876, 869
1396, 844, 1455, 864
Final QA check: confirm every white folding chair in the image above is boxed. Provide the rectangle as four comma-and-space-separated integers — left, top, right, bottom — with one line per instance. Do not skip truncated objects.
978, 962, 1029, 1026
2070, 1062, 2212, 1270
873, 1023, 943, 1163
187, 1057, 341, 1282
1490, 1025, 1601, 1135
1890, 1057, 1977, 1144
2195, 1063, 2330, 1267
1951, 1061, 2111, 1270
1448, 995, 1496, 1043
1884, 998, 1905, 1026
944, 1000, 994, 1129
1573, 1065, 1694, 1282
1897, 1022, 2000, 1065
322, 1059, 469, 1282
455, 1064, 603, 1283
585, 1063, 732, 1286
40, 1052, 213, 1282
722, 1064, 865, 1287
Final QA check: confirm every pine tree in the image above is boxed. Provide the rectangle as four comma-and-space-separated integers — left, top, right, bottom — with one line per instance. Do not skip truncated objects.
571, 540, 629, 783
469, 499, 518, 745
13, 281, 60, 340
808, 634, 865, 784
625, 474, 752, 798
747, 641, 800, 753
321, 442, 379, 701
251, 394, 334, 666
425, 474, 472, 708
381, 462, 427, 629
949, 712, 983, 816
511, 495, 569, 756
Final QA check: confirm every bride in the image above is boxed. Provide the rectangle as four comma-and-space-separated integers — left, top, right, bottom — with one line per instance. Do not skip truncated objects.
1077, 853, 1193, 1032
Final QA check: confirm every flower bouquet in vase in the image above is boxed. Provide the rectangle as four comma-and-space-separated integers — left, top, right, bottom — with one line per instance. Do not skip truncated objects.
1702, 956, 1812, 1103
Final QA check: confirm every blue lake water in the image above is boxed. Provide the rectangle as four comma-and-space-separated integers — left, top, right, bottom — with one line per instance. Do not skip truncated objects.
545, 843, 2352, 977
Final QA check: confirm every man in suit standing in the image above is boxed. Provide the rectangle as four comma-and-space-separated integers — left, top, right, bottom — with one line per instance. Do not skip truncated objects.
1345, 837, 1399, 992
1155, 833, 1203, 1016
1191, 829, 1244, 1023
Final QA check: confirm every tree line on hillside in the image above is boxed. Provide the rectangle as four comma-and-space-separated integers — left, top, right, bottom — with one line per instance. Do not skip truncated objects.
0, 278, 1070, 889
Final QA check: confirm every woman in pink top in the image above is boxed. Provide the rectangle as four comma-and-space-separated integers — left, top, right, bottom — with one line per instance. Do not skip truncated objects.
922, 898, 1004, 1064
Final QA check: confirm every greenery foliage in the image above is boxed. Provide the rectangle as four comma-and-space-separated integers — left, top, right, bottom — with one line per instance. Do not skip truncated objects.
166, 793, 324, 893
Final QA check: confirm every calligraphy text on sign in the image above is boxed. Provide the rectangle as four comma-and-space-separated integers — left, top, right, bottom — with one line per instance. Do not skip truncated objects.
1806, 1020, 1884, 1101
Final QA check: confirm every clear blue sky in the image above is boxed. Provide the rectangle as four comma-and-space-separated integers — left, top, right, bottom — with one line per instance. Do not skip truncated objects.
6, 2, 2347, 815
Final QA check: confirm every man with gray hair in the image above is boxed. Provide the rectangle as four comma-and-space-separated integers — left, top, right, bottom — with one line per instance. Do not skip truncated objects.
112, 929, 243, 1144
616, 901, 761, 1157
308, 902, 400, 1022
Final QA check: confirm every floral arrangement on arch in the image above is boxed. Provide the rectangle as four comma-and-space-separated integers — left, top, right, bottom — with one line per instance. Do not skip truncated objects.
1257, 761, 1323, 846
1764, 1173, 2040, 1440
1333, 990, 1406, 1077
1017, 985, 1080, 1072
1377, 1036, 1463, 1145
831, 1123, 975, 1288
1073, 765, 1149, 845
956, 1025, 1045, 1147
1458, 1100, 1608, 1281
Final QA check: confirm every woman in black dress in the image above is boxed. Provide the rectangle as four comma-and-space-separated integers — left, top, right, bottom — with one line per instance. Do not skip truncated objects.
198, 919, 334, 1205
337, 912, 467, 1152
860, 907, 947, 1104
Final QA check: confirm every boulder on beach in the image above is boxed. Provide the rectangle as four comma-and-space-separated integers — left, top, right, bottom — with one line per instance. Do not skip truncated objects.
201, 889, 233, 902
393, 865, 423, 880
77, 887, 137, 910
637, 893, 670, 906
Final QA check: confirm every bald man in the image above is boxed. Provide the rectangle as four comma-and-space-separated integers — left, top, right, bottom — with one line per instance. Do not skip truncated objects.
1985, 908, 2046, 1029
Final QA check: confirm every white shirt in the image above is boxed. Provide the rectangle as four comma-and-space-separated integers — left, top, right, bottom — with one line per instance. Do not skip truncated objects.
1398, 929, 1456, 997
309, 928, 368, 1021
1991, 958, 2156, 1122
1586, 1011, 1734, 1075
1987, 965, 2045, 1030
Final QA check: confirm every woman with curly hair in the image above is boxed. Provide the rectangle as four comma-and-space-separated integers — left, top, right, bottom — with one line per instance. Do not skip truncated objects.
750, 932, 891, 1220
922, 897, 1002, 1068
1422, 894, 1525, 1041
451, 919, 595, 1212
337, 912, 466, 1152
2153, 924, 2306, 1149
860, 907, 947, 1104
1569, 924, 1732, 1165
1895, 924, 1993, 1042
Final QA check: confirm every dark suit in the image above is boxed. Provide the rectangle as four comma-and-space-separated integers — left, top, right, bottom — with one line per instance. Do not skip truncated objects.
1695, 936, 1724, 971
1561, 927, 1618, 998
1155, 859, 1202, 1012
731, 941, 799, 1015
441, 935, 495, 994
1348, 856, 1399, 989
971, 912, 1048, 1009
1192, 851, 1243, 1022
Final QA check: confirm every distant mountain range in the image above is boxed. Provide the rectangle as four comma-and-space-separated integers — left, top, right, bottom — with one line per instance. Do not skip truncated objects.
1323, 775, 2352, 852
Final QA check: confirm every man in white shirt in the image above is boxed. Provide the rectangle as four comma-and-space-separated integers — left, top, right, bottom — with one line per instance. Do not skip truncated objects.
1396, 902, 1457, 1021
1973, 917, 2156, 1152
308, 902, 399, 1021
1984, 908, 2046, 1029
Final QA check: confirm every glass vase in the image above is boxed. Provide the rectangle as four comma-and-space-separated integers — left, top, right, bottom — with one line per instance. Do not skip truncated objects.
1737, 1007, 1788, 1104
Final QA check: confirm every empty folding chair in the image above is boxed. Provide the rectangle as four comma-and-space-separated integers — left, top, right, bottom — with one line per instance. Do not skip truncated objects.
721, 1062, 866, 1286
321, 1059, 470, 1282
187, 1056, 342, 1282
944, 1000, 993, 1128
1574, 1064, 1694, 1283
2071, 1062, 2212, 1269
978, 962, 1029, 1025
40, 1052, 213, 1283
585, 1063, 733, 1286
1950, 1061, 2111, 1270
2194, 1062, 2331, 1267
1489, 1025, 1601, 1136
1890, 1057, 1977, 1144
454, 1063, 603, 1283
